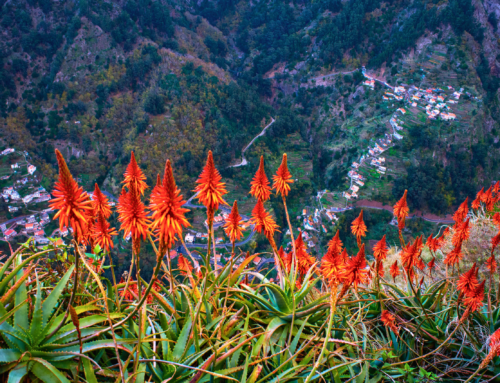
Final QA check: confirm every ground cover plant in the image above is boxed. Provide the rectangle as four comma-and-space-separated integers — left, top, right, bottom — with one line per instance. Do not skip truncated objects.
0, 149, 500, 382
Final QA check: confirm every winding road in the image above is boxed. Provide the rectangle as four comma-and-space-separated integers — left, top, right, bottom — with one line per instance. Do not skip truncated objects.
229, 118, 275, 168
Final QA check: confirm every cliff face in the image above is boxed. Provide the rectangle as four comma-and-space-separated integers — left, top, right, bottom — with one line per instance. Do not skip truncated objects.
473, 0, 500, 76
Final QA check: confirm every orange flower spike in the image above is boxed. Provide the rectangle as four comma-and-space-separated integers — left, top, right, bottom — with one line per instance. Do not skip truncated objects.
342, 243, 370, 289
351, 210, 367, 245
224, 201, 245, 243
471, 187, 484, 209
463, 280, 485, 313
393, 190, 409, 228
453, 197, 469, 223
117, 184, 150, 253
487, 256, 498, 273
178, 255, 194, 276
390, 261, 400, 281
492, 230, 500, 253
250, 156, 271, 202
493, 213, 500, 228
93, 212, 117, 252
483, 187, 496, 211
50, 149, 92, 241
452, 218, 470, 246
373, 235, 388, 261
494, 181, 500, 194
401, 237, 422, 281
327, 231, 343, 255
123, 151, 148, 195
381, 310, 399, 334
444, 241, 463, 267
250, 200, 279, 238
295, 232, 316, 275
272, 153, 294, 197
457, 263, 479, 298
149, 160, 190, 248
427, 257, 436, 276
376, 261, 385, 278
321, 247, 344, 286
195, 150, 228, 210
278, 246, 292, 273
92, 183, 112, 219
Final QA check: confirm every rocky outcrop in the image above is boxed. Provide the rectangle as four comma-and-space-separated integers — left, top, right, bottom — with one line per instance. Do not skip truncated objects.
472, 0, 500, 76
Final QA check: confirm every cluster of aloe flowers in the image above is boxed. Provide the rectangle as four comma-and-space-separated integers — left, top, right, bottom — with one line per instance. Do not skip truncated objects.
38, 149, 500, 382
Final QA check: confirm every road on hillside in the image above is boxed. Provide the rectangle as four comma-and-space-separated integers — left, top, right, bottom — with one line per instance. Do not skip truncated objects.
229, 118, 275, 168
355, 201, 455, 224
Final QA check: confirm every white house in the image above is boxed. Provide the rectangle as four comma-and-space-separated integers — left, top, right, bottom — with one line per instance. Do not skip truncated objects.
185, 233, 195, 243
28, 165, 36, 175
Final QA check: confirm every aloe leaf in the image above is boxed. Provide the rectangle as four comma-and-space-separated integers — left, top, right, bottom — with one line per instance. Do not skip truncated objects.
13, 261, 28, 330
172, 316, 192, 362
42, 265, 75, 329
0, 349, 21, 363
7, 362, 27, 383
30, 275, 44, 345
229, 254, 259, 286
30, 357, 71, 383
262, 284, 291, 312
82, 358, 98, 383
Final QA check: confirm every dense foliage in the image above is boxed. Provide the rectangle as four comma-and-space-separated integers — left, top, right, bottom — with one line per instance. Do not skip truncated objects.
1, 150, 500, 382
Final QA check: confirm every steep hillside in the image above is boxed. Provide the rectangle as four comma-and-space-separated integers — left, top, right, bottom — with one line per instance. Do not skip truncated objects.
0, 0, 499, 223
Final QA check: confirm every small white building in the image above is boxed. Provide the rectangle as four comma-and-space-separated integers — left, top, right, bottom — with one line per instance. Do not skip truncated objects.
28, 165, 36, 175
185, 233, 195, 243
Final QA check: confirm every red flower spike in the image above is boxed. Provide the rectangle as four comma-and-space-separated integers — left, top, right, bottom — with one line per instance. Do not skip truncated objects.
321, 241, 345, 286
463, 280, 485, 313
351, 210, 367, 241
390, 261, 400, 281
342, 244, 370, 289
453, 197, 469, 223
250, 156, 271, 202
178, 255, 193, 275
92, 183, 112, 219
149, 160, 190, 249
493, 212, 500, 228
494, 181, 500, 194
50, 149, 92, 241
117, 184, 150, 254
93, 212, 117, 252
471, 187, 484, 209
381, 310, 399, 334
457, 263, 479, 298
452, 218, 470, 246
483, 187, 496, 211
373, 235, 388, 261
224, 200, 245, 243
327, 231, 343, 255
278, 246, 292, 273
487, 256, 498, 273
123, 151, 148, 195
272, 153, 293, 197
295, 232, 316, 276
401, 236, 423, 281
194, 151, 228, 210
250, 200, 279, 238
444, 241, 463, 266
394, 190, 409, 229
492, 230, 500, 253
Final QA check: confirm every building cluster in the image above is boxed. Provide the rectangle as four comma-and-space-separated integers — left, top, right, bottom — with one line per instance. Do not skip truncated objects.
2, 185, 50, 212
1, 210, 52, 244
410, 87, 460, 120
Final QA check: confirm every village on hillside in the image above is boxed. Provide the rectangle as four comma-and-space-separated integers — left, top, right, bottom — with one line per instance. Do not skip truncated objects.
0, 147, 57, 246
